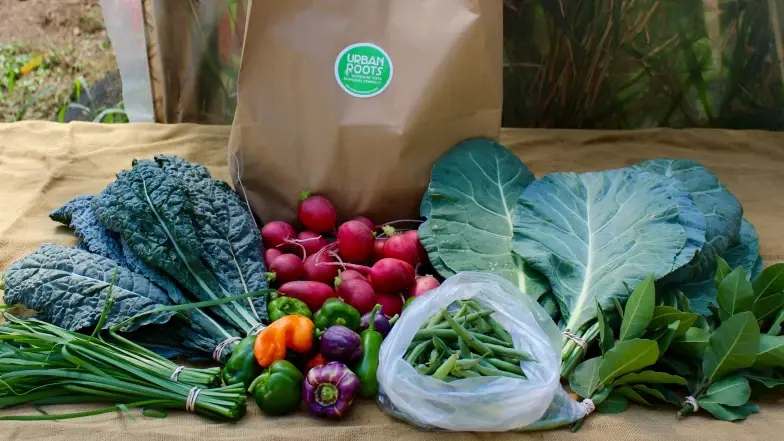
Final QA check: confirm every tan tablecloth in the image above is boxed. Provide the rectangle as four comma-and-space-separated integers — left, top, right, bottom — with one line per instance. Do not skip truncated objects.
1, 121, 783, 440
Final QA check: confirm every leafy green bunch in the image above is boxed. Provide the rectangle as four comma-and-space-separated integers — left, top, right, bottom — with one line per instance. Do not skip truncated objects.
568, 258, 784, 426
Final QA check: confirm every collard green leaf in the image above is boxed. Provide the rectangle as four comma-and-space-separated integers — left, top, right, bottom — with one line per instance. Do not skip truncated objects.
768, 309, 784, 336
706, 376, 751, 406
614, 370, 687, 386
633, 159, 742, 284
597, 303, 614, 355
426, 139, 548, 297
596, 391, 629, 414
49, 195, 126, 264
94, 160, 256, 332
619, 274, 656, 341
722, 219, 763, 280
512, 168, 696, 334
598, 339, 659, 387
697, 397, 758, 421
715, 257, 732, 286
671, 327, 711, 359
417, 220, 455, 279
717, 267, 755, 322
616, 386, 651, 406
570, 357, 601, 398
2, 244, 174, 332
703, 311, 760, 383
540, 292, 561, 321
753, 334, 784, 369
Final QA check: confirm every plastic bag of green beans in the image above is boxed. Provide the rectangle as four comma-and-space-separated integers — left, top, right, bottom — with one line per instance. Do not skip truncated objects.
377, 272, 587, 431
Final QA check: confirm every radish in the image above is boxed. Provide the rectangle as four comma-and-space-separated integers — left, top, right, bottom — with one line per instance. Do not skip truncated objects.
404, 229, 428, 262
303, 252, 340, 285
266, 254, 304, 284
383, 233, 419, 266
264, 248, 283, 268
316, 258, 415, 293
409, 275, 440, 297
261, 221, 296, 249
336, 269, 368, 285
296, 231, 331, 257
337, 279, 377, 313
372, 238, 386, 262
337, 220, 374, 262
279, 281, 336, 312
375, 292, 404, 317
352, 216, 375, 231
298, 192, 337, 233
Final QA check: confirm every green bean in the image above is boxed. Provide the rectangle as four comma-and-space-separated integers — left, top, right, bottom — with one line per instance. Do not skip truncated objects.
474, 318, 492, 334
454, 301, 470, 319
476, 362, 527, 379
405, 341, 431, 364
485, 343, 533, 361
485, 358, 525, 376
425, 310, 445, 329
429, 348, 440, 363
430, 311, 493, 329
406, 339, 428, 351
455, 358, 481, 370
451, 368, 481, 378
486, 316, 513, 346
458, 336, 471, 359
416, 361, 440, 375
443, 375, 461, 382
432, 336, 454, 355
433, 353, 459, 380
442, 309, 492, 356
414, 328, 511, 347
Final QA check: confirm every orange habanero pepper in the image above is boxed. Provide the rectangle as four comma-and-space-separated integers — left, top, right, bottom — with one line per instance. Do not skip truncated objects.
254, 314, 314, 367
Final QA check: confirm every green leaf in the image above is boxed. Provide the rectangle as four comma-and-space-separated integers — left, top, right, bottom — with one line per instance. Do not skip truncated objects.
648, 306, 698, 334
717, 267, 755, 323
715, 257, 732, 287
706, 376, 751, 406
677, 291, 691, 313
597, 303, 614, 356
702, 312, 761, 383
426, 139, 548, 296
570, 357, 601, 398
616, 386, 651, 406
590, 386, 612, 405
598, 339, 659, 387
658, 320, 680, 355
596, 392, 628, 414
741, 370, 784, 389
614, 371, 687, 386
752, 263, 784, 298
612, 297, 624, 319
647, 384, 683, 406
620, 275, 656, 341
752, 291, 784, 322
671, 327, 711, 359
753, 334, 784, 369
697, 397, 757, 421
695, 315, 711, 332
631, 384, 669, 403
768, 309, 784, 336
658, 357, 696, 378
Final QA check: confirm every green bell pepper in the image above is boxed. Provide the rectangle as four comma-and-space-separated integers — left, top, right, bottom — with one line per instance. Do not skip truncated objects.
313, 298, 361, 332
248, 360, 304, 416
269, 296, 312, 323
222, 335, 261, 390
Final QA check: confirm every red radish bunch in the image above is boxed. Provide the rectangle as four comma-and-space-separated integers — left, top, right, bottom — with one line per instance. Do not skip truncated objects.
261, 192, 440, 313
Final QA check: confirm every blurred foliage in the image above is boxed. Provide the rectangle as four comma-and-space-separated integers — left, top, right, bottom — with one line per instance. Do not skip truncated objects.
502, 0, 784, 129
56, 76, 128, 124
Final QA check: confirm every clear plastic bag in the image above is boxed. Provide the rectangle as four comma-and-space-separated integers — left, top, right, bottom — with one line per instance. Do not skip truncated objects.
377, 272, 586, 432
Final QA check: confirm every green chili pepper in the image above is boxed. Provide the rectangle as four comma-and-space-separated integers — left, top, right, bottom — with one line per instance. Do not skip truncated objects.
248, 360, 304, 416
221, 334, 262, 390
313, 298, 361, 332
354, 304, 383, 398
433, 353, 459, 380
268, 297, 312, 323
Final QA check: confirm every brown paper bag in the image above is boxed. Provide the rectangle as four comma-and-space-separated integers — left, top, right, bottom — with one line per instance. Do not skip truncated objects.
229, 0, 503, 224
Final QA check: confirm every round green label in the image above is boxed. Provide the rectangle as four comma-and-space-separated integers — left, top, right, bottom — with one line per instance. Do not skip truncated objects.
334, 43, 393, 98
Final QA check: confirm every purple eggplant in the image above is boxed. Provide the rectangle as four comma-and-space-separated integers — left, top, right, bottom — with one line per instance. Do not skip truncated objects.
320, 325, 363, 362
359, 308, 393, 337
302, 362, 360, 418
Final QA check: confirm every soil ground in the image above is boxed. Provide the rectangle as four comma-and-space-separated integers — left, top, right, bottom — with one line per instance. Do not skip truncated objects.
0, 0, 118, 122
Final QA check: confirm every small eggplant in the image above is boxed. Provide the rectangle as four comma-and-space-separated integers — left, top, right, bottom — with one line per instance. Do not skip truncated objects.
302, 362, 360, 418
359, 308, 392, 337
320, 325, 362, 362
